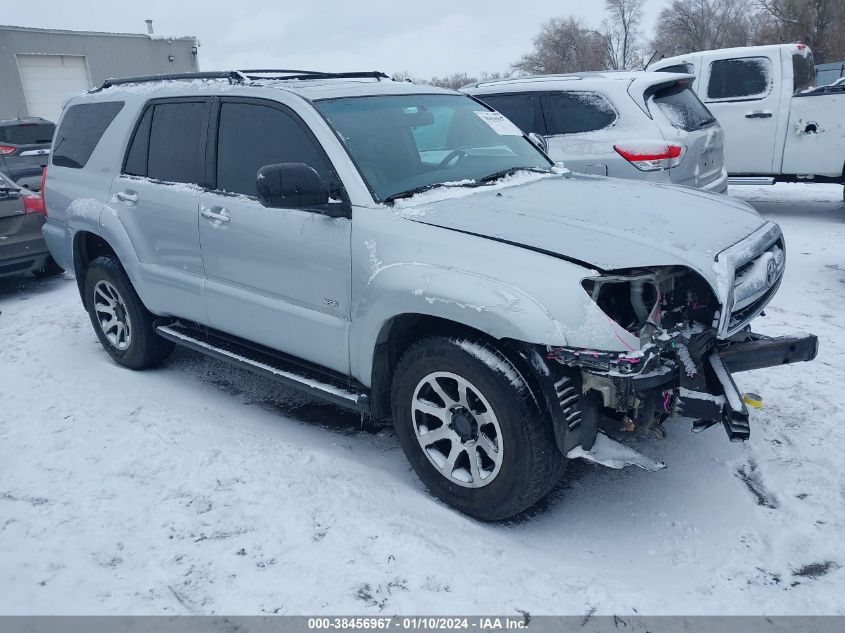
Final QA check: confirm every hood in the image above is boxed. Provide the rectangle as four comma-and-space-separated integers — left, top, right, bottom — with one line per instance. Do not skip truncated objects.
400, 173, 765, 286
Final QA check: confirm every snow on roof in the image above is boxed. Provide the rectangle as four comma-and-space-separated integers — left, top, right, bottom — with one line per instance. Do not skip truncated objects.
90, 76, 456, 102
653, 43, 810, 67
0, 23, 196, 41
464, 71, 694, 94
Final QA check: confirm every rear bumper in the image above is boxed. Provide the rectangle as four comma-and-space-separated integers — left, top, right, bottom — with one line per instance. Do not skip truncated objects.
0, 249, 51, 277
700, 169, 729, 194
0, 215, 51, 277
42, 218, 75, 272
535, 331, 818, 452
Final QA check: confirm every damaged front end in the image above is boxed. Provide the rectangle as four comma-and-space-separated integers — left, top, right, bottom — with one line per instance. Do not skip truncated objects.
535, 249, 817, 461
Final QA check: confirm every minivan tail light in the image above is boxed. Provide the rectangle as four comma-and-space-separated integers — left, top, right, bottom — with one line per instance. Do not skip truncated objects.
23, 192, 45, 214
614, 143, 685, 171
0, 145, 15, 155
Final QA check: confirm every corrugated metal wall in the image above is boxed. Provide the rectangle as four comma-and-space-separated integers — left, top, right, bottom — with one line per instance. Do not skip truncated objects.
0, 26, 199, 120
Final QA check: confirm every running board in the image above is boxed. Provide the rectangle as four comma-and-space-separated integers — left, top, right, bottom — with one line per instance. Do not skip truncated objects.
156, 323, 370, 413
728, 177, 775, 186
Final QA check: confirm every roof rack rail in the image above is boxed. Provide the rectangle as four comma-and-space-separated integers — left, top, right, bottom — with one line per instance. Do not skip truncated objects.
99, 71, 244, 90
96, 69, 390, 92
238, 69, 389, 81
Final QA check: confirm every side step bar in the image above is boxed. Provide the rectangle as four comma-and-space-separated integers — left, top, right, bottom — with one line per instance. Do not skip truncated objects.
728, 176, 776, 186
156, 323, 370, 413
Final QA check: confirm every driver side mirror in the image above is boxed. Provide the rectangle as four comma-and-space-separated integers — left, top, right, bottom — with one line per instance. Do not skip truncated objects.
256, 163, 349, 218
528, 132, 548, 154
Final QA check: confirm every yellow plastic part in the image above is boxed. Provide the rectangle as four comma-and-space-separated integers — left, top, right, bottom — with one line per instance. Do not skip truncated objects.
743, 392, 764, 409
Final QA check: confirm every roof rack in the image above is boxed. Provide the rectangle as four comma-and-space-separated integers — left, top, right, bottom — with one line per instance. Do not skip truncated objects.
238, 69, 389, 81
97, 69, 389, 90
99, 71, 245, 90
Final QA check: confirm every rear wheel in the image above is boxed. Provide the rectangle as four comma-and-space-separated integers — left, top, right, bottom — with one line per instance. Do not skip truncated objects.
84, 256, 174, 369
391, 336, 564, 520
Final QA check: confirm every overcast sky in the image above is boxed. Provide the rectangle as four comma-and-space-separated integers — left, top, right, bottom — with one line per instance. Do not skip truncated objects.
2, 0, 664, 77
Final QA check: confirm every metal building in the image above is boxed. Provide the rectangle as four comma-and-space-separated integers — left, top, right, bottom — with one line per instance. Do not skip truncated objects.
0, 24, 199, 122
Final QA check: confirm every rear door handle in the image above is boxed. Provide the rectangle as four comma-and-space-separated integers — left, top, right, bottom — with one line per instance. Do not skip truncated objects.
745, 111, 773, 119
201, 207, 230, 224
116, 191, 138, 204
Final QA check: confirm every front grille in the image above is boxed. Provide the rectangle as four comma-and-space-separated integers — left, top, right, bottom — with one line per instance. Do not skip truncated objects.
725, 236, 785, 335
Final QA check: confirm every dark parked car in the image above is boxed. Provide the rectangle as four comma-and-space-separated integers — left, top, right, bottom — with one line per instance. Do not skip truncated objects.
0, 117, 55, 190
0, 170, 62, 278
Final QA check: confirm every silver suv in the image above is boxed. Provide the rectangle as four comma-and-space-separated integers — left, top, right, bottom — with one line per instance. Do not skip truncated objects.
42, 70, 816, 520
463, 72, 729, 192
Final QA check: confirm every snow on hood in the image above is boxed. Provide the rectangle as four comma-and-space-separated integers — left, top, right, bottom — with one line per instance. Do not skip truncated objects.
401, 173, 766, 288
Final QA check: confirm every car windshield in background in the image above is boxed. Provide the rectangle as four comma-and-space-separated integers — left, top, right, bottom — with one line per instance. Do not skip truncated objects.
315, 94, 551, 202
651, 83, 717, 132
0, 123, 55, 145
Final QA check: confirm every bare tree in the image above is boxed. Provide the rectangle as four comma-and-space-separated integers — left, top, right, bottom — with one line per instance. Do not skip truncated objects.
601, 0, 647, 69
426, 73, 480, 90
651, 0, 756, 58
513, 17, 607, 75
756, 0, 845, 63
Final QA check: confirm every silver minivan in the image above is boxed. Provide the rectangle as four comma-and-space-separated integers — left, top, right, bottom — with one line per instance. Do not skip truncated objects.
464, 71, 728, 192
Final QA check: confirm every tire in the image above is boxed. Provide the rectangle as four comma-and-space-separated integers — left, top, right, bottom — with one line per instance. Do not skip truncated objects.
31, 256, 64, 278
391, 336, 564, 520
84, 256, 174, 369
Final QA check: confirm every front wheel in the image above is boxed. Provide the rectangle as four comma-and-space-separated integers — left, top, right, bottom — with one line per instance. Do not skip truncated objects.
84, 256, 174, 369
391, 337, 564, 520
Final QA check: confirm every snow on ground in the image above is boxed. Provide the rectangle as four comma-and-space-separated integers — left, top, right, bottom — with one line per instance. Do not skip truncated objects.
1, 183, 844, 615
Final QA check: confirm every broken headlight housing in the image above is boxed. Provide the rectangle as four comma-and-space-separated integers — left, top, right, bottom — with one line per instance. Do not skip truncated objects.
581, 266, 718, 344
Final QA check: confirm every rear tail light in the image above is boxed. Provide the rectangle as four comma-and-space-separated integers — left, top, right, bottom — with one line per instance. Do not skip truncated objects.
613, 143, 685, 171
23, 192, 46, 214
0, 145, 15, 155
40, 166, 48, 216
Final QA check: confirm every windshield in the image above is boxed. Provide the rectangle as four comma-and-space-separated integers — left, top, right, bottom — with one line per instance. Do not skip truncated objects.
315, 94, 552, 202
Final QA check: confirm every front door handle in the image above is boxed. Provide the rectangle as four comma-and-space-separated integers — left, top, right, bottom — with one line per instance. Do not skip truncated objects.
201, 207, 230, 224
745, 111, 773, 119
116, 191, 138, 204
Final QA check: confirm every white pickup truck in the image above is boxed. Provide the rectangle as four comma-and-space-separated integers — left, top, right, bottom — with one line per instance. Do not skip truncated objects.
651, 43, 845, 200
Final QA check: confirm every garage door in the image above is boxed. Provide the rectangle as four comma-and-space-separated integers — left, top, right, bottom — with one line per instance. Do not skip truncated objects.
16, 55, 91, 123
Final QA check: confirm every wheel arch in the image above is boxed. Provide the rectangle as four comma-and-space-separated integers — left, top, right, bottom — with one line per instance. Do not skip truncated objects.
367, 312, 551, 423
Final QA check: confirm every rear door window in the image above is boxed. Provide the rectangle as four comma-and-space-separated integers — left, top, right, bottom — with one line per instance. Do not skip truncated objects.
474, 93, 545, 135
134, 101, 208, 184
792, 51, 816, 93
214, 101, 335, 198
52, 102, 123, 169
706, 57, 772, 101
541, 91, 617, 135
651, 82, 717, 131
0, 122, 55, 145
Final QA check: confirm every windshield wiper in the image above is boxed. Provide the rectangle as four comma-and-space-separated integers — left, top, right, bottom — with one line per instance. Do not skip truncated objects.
383, 180, 479, 204
477, 166, 550, 184
383, 183, 449, 204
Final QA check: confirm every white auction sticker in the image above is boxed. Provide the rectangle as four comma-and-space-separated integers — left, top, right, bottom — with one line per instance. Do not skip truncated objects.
474, 111, 523, 136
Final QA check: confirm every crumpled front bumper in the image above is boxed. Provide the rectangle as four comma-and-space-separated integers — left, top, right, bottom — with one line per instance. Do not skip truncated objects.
532, 331, 818, 456
674, 333, 818, 441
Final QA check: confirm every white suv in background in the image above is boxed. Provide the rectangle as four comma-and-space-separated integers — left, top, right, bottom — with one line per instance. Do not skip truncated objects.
464, 71, 728, 192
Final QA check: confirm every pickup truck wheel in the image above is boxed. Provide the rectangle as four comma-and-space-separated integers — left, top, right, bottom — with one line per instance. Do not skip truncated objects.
84, 256, 174, 370
391, 337, 563, 520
